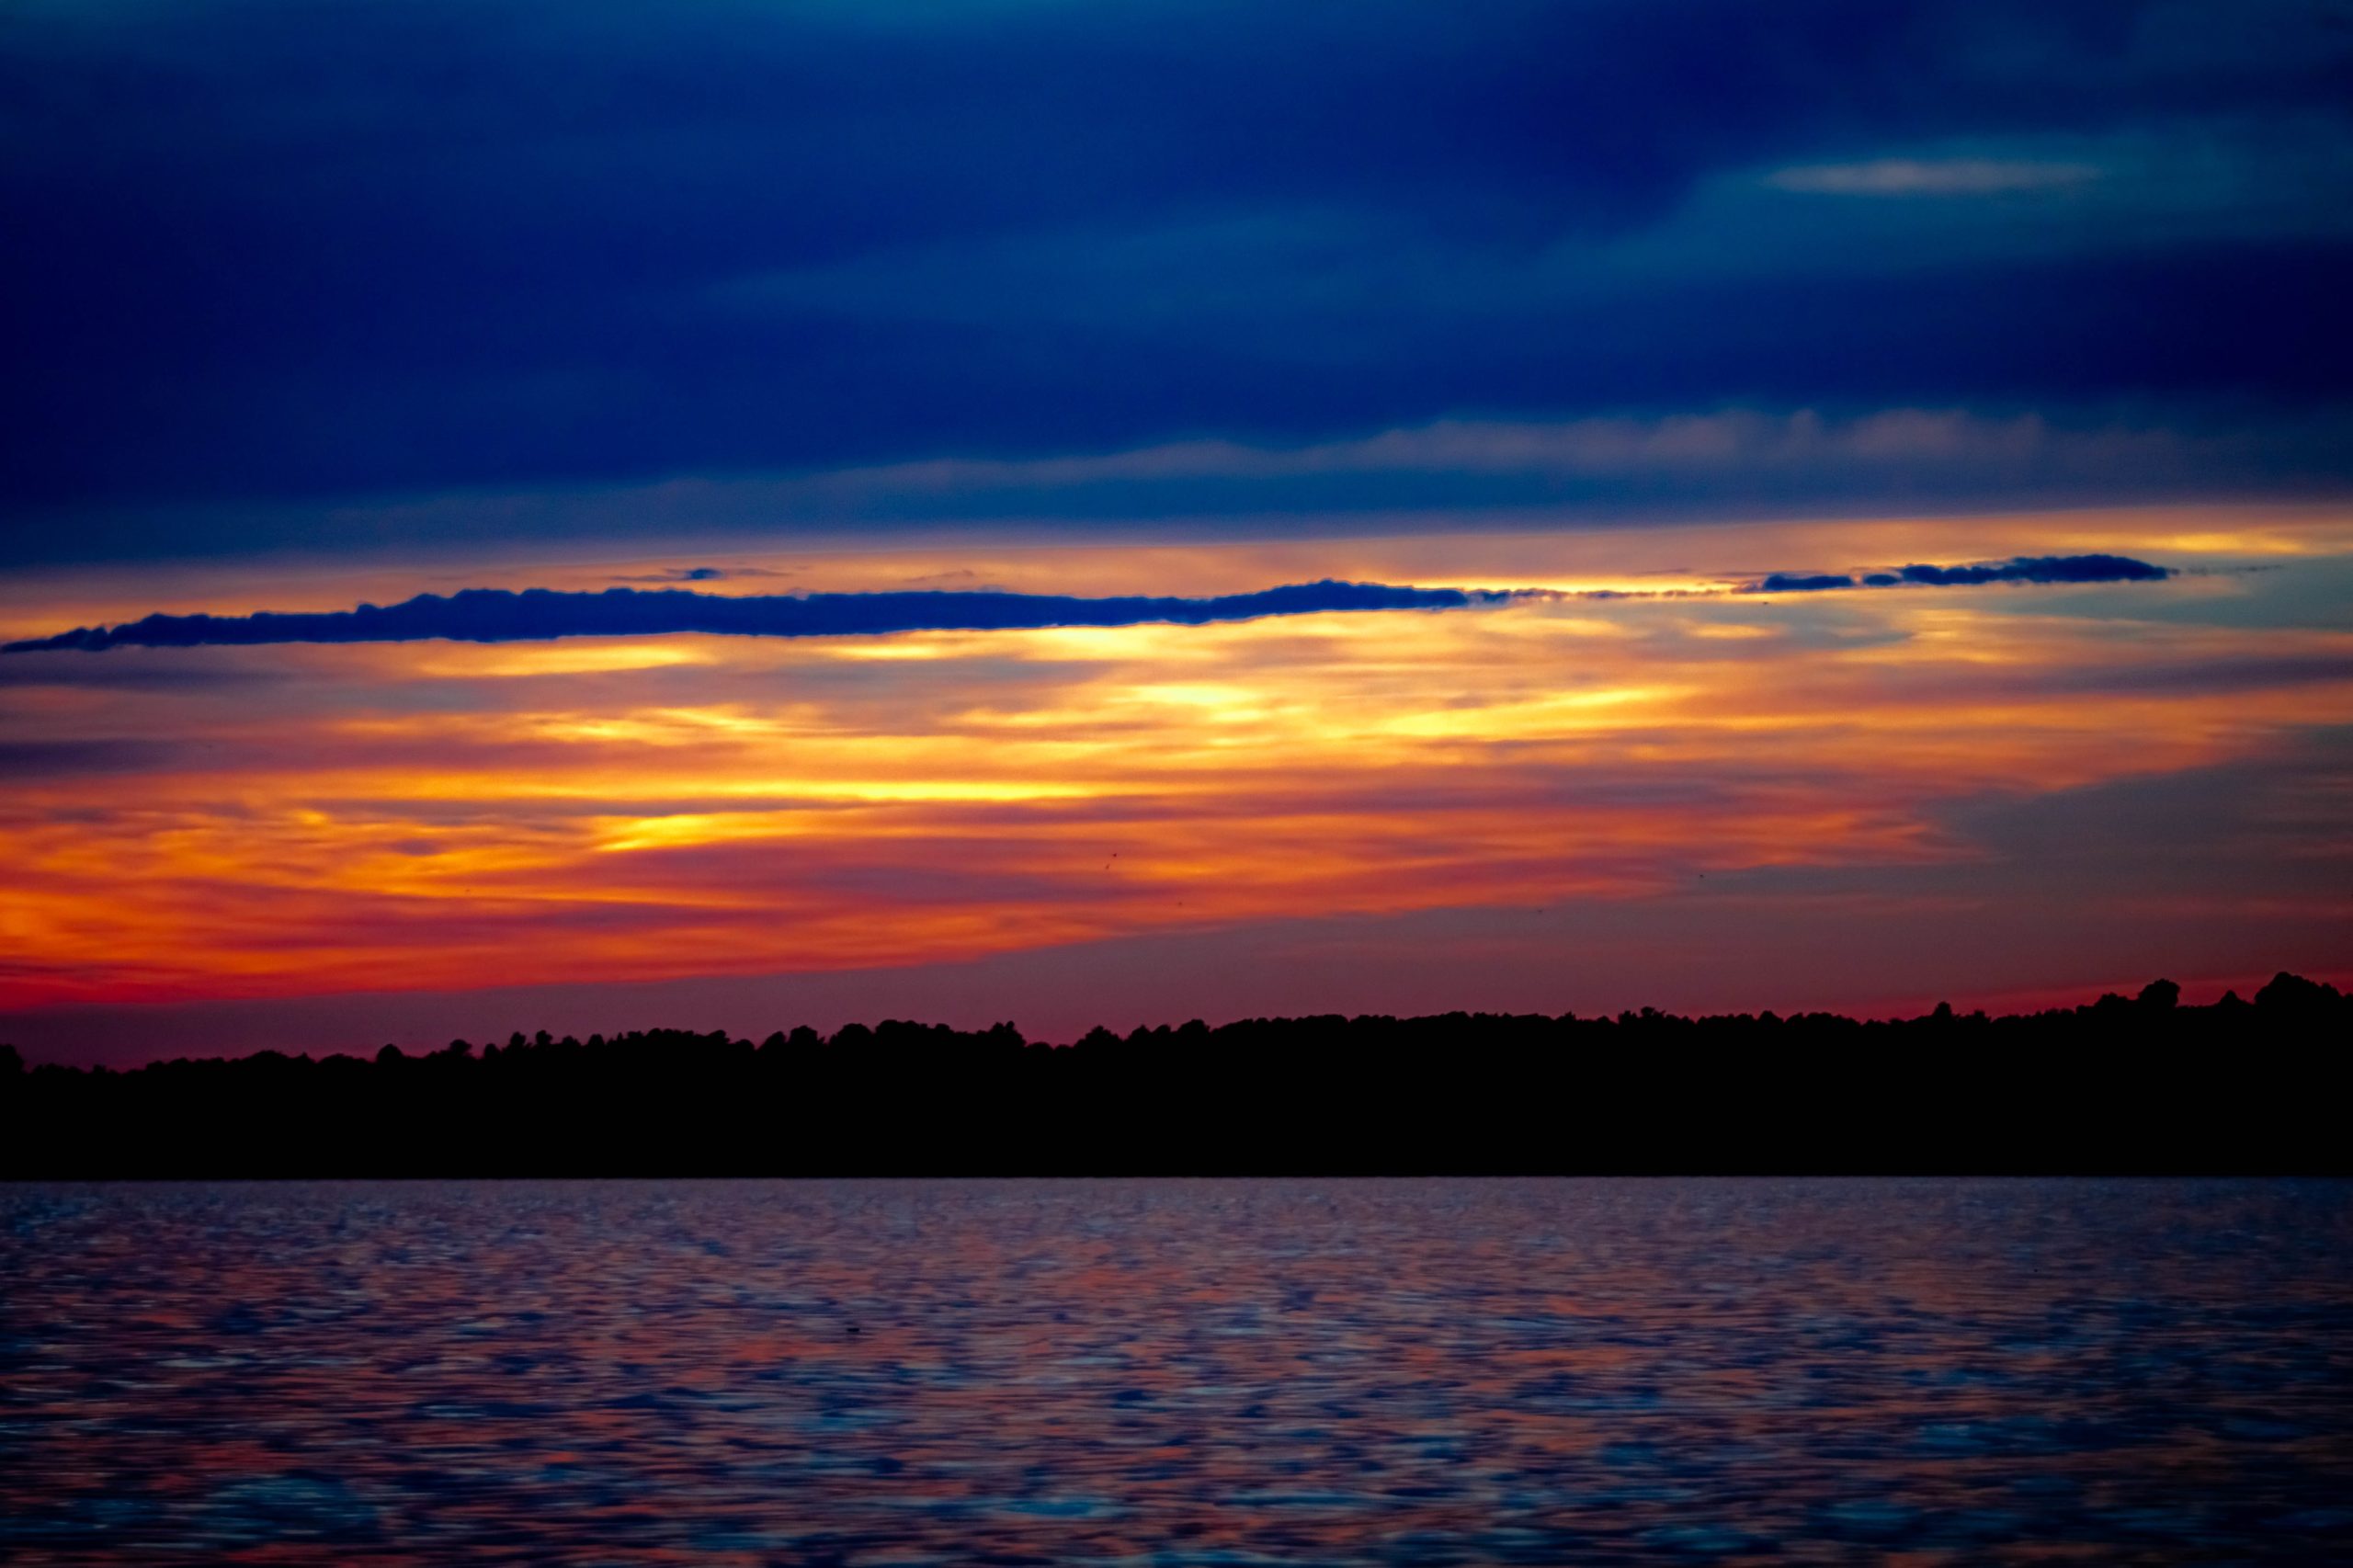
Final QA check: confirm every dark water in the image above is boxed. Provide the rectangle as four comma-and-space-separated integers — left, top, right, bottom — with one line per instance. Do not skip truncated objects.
3, 1180, 2349, 1565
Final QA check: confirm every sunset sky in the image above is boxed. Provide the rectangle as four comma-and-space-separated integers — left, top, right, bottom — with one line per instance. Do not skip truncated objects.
5, 2, 2350, 1063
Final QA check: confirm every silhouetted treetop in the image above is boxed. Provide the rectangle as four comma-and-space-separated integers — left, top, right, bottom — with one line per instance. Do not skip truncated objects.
1, 975, 2344, 1176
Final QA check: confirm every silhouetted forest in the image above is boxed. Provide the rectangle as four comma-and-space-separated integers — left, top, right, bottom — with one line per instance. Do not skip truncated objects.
3, 973, 2346, 1176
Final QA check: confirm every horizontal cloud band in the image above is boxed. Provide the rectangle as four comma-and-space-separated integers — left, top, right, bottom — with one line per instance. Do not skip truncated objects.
1750, 554, 2172, 595
5, 581, 1511, 653
3, 555, 2179, 654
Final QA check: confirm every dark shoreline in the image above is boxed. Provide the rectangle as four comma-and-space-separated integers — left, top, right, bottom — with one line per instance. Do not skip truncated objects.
6, 972, 2346, 1178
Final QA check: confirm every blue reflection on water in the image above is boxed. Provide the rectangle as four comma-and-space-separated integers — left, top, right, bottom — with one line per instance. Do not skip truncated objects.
2, 1178, 2348, 1563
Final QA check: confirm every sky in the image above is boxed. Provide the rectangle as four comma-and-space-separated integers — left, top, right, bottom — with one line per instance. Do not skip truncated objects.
3, 1, 2350, 1063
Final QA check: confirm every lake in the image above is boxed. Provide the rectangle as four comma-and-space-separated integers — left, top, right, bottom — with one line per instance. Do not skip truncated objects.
4, 1179, 2348, 1563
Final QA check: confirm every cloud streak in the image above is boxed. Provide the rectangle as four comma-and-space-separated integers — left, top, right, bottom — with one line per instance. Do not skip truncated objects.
1764, 158, 2102, 196
24, 403, 2329, 572
1750, 553, 2173, 594
5, 581, 1506, 654
5, 555, 2184, 653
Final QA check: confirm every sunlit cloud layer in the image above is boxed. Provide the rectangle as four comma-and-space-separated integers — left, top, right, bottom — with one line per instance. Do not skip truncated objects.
6, 3, 2350, 1068
3, 511, 2347, 1057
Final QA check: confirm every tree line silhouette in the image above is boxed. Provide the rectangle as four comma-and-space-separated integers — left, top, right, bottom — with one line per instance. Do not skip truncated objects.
3, 972, 2345, 1176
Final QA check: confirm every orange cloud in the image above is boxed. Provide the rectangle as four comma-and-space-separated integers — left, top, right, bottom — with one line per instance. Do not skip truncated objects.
2, 510, 2348, 1014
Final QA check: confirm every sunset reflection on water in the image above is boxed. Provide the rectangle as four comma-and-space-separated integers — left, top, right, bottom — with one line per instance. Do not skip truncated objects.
4, 1178, 2349, 1564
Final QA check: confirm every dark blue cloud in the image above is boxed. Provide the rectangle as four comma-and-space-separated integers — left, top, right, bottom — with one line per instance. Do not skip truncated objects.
0, 740, 188, 778
1745, 553, 2172, 593
2, 0, 2348, 541
1898, 552, 2173, 585
4, 556, 2182, 653
3, 582, 1502, 654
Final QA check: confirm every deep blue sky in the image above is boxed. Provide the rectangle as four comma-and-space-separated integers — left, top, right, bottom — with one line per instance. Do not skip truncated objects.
5, 0, 2351, 562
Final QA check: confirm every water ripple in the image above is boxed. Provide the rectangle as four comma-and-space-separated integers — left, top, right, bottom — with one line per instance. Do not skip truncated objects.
1, 1178, 2347, 1563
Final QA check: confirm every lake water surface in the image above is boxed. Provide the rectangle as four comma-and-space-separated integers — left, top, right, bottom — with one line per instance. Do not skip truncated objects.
4, 1179, 2349, 1564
